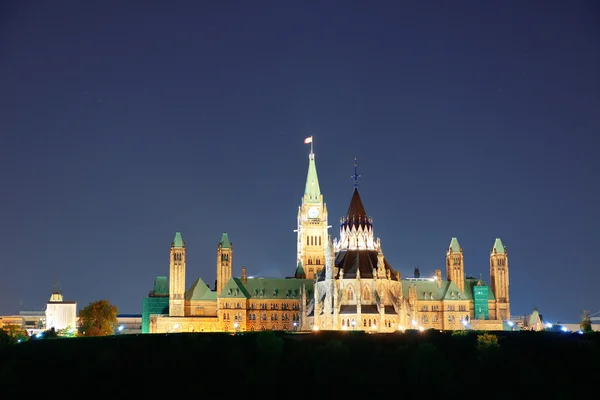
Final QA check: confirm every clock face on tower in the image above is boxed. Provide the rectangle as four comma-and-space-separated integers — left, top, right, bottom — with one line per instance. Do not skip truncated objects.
308, 206, 319, 219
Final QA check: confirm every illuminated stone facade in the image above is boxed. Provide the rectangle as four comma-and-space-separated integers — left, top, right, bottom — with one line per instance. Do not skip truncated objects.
45, 292, 77, 331
146, 144, 510, 333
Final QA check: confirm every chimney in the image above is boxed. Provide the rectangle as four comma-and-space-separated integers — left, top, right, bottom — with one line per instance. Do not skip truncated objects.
434, 269, 442, 288
241, 266, 247, 284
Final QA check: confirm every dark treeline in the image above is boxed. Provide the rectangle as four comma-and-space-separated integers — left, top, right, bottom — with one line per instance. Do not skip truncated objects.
1, 330, 596, 397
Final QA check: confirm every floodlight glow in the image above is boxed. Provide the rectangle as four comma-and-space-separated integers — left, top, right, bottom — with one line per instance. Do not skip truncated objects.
545, 322, 552, 328
560, 326, 568, 332
507, 321, 514, 327
118, 325, 124, 331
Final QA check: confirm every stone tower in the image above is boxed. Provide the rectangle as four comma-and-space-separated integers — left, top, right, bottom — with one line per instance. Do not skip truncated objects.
216, 232, 232, 294
295, 137, 328, 280
446, 237, 465, 292
490, 238, 510, 319
169, 231, 186, 317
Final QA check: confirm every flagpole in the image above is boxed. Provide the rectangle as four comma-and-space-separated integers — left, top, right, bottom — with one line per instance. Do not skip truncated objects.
310, 136, 314, 155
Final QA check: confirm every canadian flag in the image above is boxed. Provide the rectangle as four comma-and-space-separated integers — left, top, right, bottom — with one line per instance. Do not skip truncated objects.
304, 136, 313, 144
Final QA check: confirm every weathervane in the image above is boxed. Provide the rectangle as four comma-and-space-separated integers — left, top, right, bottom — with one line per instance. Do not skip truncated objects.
351, 157, 361, 189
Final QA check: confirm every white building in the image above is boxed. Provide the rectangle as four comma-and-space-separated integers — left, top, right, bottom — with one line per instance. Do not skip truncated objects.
45, 292, 77, 331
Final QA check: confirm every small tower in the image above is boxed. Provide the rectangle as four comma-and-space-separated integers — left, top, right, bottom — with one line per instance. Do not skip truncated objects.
490, 238, 510, 319
169, 231, 186, 317
446, 237, 465, 292
216, 232, 232, 295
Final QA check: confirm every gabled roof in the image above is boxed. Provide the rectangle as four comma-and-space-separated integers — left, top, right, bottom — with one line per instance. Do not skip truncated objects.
402, 279, 467, 301
185, 277, 217, 301
219, 277, 314, 299
218, 278, 250, 298
219, 232, 231, 248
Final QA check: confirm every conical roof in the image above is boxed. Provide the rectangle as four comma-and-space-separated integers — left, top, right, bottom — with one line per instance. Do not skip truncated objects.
342, 188, 371, 229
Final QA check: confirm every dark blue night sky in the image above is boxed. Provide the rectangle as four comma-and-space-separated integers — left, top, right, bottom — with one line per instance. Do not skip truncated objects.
1, 1, 598, 323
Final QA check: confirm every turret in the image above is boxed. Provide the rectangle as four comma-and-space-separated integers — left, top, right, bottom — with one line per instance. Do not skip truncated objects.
169, 231, 186, 317
446, 237, 465, 292
216, 232, 232, 294
490, 238, 510, 319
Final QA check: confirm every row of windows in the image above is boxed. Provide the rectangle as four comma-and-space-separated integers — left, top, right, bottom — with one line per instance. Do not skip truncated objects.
247, 313, 299, 321
166, 324, 300, 333
304, 236, 322, 246
306, 257, 321, 265
340, 318, 395, 328
419, 314, 469, 324
222, 302, 300, 310
420, 305, 468, 312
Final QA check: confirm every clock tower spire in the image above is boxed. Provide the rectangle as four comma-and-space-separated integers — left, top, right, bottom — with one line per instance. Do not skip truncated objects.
295, 136, 329, 280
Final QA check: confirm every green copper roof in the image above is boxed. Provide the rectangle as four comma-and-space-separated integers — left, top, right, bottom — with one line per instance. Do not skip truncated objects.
449, 237, 461, 252
172, 231, 184, 248
219, 232, 231, 248
219, 277, 314, 299
294, 262, 306, 279
493, 238, 505, 254
401, 279, 466, 301
153, 276, 168, 295
185, 277, 217, 301
304, 154, 321, 203
463, 278, 496, 300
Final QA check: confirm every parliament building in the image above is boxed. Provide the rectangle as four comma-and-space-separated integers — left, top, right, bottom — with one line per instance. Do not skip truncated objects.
143, 143, 510, 333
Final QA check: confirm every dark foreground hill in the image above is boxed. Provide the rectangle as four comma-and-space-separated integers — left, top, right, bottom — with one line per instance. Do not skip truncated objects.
1, 330, 597, 397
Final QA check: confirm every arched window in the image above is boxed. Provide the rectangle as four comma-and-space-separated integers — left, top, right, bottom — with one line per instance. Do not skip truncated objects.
362, 285, 371, 301
347, 285, 354, 301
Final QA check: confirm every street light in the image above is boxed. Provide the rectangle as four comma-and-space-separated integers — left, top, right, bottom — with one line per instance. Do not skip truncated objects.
233, 322, 239, 333
351, 319, 356, 330
293, 321, 298, 331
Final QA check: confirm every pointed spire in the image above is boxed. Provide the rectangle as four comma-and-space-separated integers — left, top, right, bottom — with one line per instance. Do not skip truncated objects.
304, 148, 321, 203
449, 237, 461, 253
346, 188, 368, 222
492, 238, 505, 254
351, 157, 362, 189
172, 231, 184, 248
219, 232, 231, 248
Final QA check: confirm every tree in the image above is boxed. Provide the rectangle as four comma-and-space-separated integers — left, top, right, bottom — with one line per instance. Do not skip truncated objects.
2, 325, 29, 343
78, 300, 118, 337
580, 310, 593, 333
